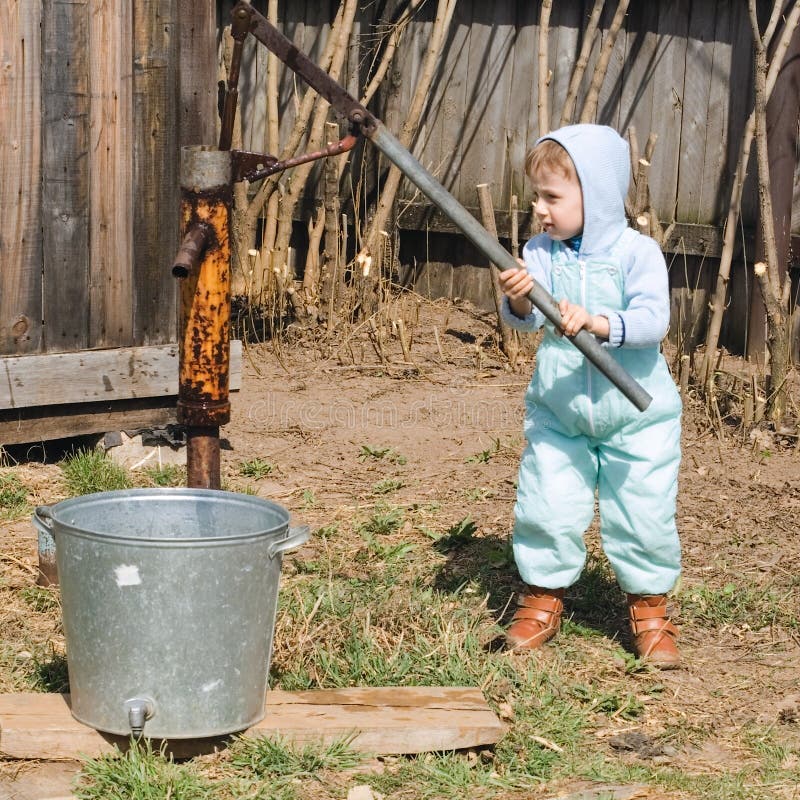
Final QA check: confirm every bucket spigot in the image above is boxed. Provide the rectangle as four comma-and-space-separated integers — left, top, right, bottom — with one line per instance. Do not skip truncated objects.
124, 696, 156, 738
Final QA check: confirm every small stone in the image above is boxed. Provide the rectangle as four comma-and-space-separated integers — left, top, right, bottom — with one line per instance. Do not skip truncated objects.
347, 785, 383, 800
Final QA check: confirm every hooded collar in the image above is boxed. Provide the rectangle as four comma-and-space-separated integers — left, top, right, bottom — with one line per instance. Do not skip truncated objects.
536, 124, 630, 256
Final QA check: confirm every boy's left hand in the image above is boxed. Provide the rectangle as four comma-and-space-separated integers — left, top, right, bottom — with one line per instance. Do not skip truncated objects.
557, 299, 609, 339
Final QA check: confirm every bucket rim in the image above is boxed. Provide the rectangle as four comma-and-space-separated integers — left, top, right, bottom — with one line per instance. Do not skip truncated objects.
38, 487, 291, 544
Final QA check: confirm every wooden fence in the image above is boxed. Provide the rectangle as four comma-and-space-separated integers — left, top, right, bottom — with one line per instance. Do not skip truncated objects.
0, 1, 224, 443
230, 0, 798, 354
1, 1, 798, 444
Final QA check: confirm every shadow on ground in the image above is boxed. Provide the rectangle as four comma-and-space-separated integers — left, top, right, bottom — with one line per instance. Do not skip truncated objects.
433, 533, 632, 646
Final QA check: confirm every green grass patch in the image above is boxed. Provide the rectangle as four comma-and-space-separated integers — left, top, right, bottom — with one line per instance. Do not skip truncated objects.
570, 682, 646, 720
61, 450, 132, 495
29, 648, 69, 693
434, 516, 477, 551
681, 581, 796, 630
20, 586, 60, 614
358, 502, 404, 536
368, 750, 534, 798
358, 445, 407, 465
371, 478, 404, 495
227, 734, 363, 779
76, 739, 214, 800
140, 463, 185, 487
238, 457, 275, 479
0, 471, 30, 520
1, 643, 70, 693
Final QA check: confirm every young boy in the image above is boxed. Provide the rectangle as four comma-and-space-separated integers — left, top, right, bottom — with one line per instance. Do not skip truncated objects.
498, 124, 683, 668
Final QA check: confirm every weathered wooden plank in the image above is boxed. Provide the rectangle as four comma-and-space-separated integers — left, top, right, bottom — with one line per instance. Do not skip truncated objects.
274, 0, 307, 145
178, 0, 217, 147
455, 1, 516, 205
549, 0, 582, 132
503, 1, 538, 207
428, 0, 472, 196
240, 15, 270, 153
0, 687, 506, 760
42, 0, 91, 354
649, 3, 689, 221
721, 253, 750, 355
88, 0, 134, 348
133, 0, 179, 346
452, 263, 494, 314
0, 341, 242, 411
676, 1, 716, 223
727, 0, 757, 223
594, 0, 626, 128
267, 0, 331, 154
667, 253, 713, 349
384, 0, 430, 166
691, 0, 735, 225
0, 0, 43, 356
617, 3, 658, 166
411, 261, 454, 304
0, 397, 178, 446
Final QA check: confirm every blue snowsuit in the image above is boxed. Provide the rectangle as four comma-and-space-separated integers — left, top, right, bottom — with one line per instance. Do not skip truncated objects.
500, 125, 682, 595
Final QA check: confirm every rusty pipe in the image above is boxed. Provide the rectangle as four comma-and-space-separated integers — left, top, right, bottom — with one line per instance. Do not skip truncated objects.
219, 4, 251, 151
174, 146, 233, 489
238, 133, 359, 183
171, 225, 210, 278
184, 427, 221, 489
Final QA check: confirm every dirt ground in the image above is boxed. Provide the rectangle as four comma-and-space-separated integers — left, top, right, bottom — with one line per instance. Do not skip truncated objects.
1, 297, 799, 799
233, 302, 800, 747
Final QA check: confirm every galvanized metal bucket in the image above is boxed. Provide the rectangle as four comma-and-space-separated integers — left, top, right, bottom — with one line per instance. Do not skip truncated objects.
34, 488, 308, 739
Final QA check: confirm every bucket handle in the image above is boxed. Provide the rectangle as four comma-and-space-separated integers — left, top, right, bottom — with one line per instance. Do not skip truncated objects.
269, 525, 310, 559
33, 505, 54, 534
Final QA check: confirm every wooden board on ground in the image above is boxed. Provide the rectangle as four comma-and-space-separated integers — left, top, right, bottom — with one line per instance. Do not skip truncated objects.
0, 687, 506, 760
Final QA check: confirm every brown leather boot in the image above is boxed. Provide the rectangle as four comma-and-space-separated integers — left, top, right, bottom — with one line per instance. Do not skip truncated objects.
506, 586, 565, 650
627, 594, 680, 669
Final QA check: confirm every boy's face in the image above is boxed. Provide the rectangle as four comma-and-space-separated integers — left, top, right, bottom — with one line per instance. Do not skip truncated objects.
530, 166, 583, 241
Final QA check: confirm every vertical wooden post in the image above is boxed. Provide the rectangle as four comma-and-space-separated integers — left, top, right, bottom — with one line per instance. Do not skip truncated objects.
42, 0, 90, 354
88, 0, 134, 348
0, 0, 43, 355
133, 0, 179, 346
178, 0, 217, 147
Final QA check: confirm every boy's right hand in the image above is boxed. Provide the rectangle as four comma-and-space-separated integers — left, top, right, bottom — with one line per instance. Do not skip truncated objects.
498, 261, 534, 318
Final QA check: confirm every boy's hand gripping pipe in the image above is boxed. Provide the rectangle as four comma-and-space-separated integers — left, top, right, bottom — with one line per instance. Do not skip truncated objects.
225, 2, 653, 412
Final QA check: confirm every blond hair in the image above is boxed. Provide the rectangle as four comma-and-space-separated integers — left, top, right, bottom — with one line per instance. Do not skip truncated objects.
524, 139, 577, 182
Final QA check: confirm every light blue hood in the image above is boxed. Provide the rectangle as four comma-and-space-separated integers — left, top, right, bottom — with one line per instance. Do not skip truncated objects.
537, 124, 630, 256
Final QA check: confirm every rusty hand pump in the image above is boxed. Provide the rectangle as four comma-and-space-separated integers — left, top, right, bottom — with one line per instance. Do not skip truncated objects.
172, 148, 232, 489
221, 1, 653, 412
173, 1, 654, 491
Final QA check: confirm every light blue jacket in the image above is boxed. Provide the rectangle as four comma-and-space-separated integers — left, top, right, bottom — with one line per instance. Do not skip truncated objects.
501, 124, 670, 349
502, 124, 680, 438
